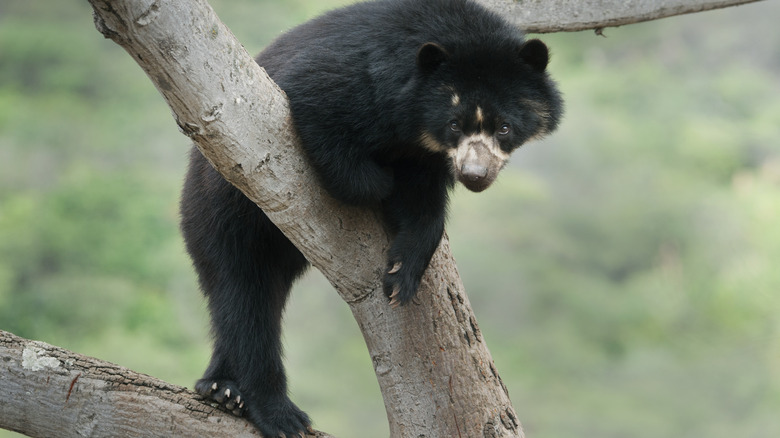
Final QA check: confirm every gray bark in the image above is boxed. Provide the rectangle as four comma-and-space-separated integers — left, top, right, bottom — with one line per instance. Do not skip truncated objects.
0, 330, 282, 437
477, 0, 764, 33
0, 0, 762, 437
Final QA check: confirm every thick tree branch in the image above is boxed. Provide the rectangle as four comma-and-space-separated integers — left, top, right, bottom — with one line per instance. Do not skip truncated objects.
0, 330, 334, 437
0, 0, 762, 437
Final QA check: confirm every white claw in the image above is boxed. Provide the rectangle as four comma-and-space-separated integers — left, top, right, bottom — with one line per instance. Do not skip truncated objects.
388, 262, 402, 274
239, 400, 244, 409
211, 382, 218, 391
235, 395, 241, 404
224, 388, 231, 399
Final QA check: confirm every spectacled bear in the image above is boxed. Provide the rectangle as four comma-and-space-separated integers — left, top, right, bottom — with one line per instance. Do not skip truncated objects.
180, 0, 563, 435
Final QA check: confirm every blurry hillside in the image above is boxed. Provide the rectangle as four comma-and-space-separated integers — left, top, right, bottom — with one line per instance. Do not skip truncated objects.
1, 0, 778, 437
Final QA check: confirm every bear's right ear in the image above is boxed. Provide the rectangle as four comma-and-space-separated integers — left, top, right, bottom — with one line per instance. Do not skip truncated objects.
417, 42, 449, 73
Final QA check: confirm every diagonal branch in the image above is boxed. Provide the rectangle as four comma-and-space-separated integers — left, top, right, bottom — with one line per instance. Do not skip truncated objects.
87, 0, 515, 436
477, 0, 765, 33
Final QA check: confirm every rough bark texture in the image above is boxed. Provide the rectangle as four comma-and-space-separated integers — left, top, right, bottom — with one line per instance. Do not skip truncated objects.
476, 0, 764, 33
0, 330, 334, 438
0, 0, 761, 437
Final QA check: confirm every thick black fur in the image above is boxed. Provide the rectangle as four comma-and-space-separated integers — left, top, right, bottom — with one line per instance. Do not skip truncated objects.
180, 0, 562, 435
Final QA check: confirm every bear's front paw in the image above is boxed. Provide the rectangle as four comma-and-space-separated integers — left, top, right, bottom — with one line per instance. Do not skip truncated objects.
383, 260, 423, 306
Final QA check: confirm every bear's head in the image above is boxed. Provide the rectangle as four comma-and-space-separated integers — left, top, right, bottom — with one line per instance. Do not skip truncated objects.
416, 39, 563, 192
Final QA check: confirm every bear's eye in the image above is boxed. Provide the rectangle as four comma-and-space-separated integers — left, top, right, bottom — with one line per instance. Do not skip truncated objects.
497, 123, 511, 136
449, 120, 461, 132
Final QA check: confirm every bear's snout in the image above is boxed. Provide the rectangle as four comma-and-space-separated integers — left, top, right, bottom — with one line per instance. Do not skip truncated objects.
451, 136, 506, 192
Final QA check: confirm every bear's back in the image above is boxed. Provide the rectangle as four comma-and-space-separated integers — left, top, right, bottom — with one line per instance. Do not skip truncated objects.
257, 0, 520, 85
255, 0, 526, 154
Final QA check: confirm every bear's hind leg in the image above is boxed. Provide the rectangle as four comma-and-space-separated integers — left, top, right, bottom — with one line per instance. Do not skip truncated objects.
194, 217, 311, 436
181, 157, 311, 437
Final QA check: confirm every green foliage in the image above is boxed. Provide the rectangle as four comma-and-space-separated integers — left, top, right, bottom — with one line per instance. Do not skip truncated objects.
1, 0, 779, 437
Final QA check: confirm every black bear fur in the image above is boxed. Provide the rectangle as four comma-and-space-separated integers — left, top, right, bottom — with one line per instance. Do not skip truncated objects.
180, 0, 562, 435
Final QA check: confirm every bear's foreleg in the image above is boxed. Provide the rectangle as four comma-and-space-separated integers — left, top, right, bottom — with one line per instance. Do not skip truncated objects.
381, 158, 452, 305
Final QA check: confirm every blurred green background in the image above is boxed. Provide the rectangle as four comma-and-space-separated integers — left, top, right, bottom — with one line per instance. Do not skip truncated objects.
1, 0, 779, 436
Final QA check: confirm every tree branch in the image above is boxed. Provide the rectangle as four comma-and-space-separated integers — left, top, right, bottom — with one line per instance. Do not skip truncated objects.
0, 330, 334, 437
476, 0, 764, 33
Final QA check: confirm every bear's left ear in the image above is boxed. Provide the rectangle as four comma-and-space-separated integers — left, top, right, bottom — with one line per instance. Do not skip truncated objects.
417, 42, 449, 73
518, 39, 549, 72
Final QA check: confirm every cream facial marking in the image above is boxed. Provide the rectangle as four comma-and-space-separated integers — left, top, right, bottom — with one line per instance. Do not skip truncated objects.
464, 133, 510, 161
447, 133, 510, 170
451, 93, 461, 107
475, 106, 484, 125
447, 132, 509, 192
419, 131, 447, 153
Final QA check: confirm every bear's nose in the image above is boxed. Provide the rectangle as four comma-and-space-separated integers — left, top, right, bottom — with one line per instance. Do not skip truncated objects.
461, 163, 488, 181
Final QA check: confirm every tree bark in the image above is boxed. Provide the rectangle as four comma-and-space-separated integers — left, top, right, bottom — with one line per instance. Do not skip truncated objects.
476, 0, 763, 33
0, 330, 337, 437
1, 0, 762, 437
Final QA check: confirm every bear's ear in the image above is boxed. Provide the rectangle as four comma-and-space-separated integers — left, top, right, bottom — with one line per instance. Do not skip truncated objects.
518, 39, 549, 72
417, 42, 449, 73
